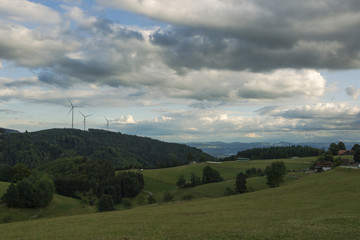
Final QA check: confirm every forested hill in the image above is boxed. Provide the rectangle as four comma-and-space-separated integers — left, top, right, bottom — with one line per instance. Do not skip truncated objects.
0, 128, 213, 169
221, 145, 323, 161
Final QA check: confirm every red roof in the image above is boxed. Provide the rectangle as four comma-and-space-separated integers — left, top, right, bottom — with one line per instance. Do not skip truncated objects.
316, 161, 332, 167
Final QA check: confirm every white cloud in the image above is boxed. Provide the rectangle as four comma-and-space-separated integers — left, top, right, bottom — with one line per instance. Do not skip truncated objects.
0, 21, 78, 68
0, 0, 61, 24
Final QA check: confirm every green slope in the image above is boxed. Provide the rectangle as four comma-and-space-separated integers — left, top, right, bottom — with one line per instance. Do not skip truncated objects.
141, 158, 314, 200
0, 181, 95, 223
1, 168, 359, 239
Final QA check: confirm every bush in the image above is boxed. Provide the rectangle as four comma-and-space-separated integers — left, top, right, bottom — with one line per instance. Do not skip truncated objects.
2, 215, 12, 224
163, 191, 173, 203
223, 187, 235, 196
97, 194, 115, 212
147, 195, 156, 204
181, 194, 194, 201
176, 175, 187, 187
122, 198, 132, 209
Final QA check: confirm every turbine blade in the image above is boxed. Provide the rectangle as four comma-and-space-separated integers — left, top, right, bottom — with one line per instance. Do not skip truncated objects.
68, 98, 74, 107
67, 107, 74, 115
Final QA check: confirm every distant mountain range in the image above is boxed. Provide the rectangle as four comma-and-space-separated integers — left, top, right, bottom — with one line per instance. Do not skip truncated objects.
188, 141, 359, 158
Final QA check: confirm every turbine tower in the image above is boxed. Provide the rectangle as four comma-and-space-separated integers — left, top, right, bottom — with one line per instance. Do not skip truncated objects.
104, 116, 111, 130
80, 111, 91, 131
67, 98, 76, 129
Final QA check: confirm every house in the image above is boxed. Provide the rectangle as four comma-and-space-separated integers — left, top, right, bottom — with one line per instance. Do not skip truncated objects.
338, 150, 354, 156
315, 161, 332, 172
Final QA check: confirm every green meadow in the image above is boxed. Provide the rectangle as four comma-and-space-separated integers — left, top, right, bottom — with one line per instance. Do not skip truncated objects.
141, 157, 314, 201
0, 167, 359, 239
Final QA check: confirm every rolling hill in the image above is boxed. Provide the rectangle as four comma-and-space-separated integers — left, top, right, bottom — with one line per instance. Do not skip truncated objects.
0, 128, 214, 169
0, 167, 359, 239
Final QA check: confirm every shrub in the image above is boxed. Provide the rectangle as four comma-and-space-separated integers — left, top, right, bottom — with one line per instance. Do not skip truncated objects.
2, 215, 12, 224
223, 187, 235, 196
97, 194, 115, 212
176, 175, 187, 187
147, 195, 156, 204
181, 194, 194, 201
163, 191, 173, 203
122, 198, 132, 209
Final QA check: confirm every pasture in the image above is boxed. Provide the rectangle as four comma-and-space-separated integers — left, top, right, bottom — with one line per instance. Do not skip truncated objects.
0, 167, 359, 239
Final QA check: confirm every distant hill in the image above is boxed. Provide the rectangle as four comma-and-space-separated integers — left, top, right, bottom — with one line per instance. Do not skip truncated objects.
0, 127, 20, 134
188, 141, 358, 158
0, 128, 213, 169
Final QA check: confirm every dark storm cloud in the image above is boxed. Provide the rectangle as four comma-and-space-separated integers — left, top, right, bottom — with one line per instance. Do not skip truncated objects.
149, 25, 360, 72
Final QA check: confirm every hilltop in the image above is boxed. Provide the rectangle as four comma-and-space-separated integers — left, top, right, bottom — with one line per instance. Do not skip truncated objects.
0, 128, 214, 169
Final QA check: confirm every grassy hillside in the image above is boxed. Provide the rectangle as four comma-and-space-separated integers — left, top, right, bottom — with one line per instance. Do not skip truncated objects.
0, 181, 95, 223
141, 157, 314, 200
0, 167, 359, 239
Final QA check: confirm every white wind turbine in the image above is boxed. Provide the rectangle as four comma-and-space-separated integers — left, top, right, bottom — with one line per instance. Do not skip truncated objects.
104, 116, 111, 130
80, 111, 92, 131
67, 98, 77, 129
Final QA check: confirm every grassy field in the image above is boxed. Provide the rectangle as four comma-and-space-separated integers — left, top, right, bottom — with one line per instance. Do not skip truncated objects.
0, 158, 314, 222
0, 167, 359, 239
141, 158, 314, 201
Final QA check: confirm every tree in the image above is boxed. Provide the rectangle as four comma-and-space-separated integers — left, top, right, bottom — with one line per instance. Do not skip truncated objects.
190, 173, 201, 187
1, 174, 54, 208
202, 166, 223, 184
97, 194, 115, 212
317, 151, 334, 162
265, 161, 287, 188
235, 172, 247, 193
12, 163, 31, 182
328, 143, 339, 155
176, 175, 186, 187
351, 144, 360, 151
1, 183, 18, 207
338, 142, 346, 150
0, 165, 14, 182
186, 152, 193, 164
354, 148, 360, 163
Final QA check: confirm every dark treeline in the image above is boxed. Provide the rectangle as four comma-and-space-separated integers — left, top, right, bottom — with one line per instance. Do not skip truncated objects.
221, 145, 323, 161
38, 157, 144, 204
0, 128, 213, 169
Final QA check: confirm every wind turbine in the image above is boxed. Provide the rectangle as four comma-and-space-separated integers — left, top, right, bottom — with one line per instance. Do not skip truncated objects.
80, 111, 92, 131
104, 116, 111, 130
67, 98, 76, 129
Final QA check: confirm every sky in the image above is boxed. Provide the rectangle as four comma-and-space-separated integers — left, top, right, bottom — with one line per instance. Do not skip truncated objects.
1, 0, 360, 143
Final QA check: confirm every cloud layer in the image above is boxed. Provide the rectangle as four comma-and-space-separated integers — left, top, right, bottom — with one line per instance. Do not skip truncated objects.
1, 0, 360, 142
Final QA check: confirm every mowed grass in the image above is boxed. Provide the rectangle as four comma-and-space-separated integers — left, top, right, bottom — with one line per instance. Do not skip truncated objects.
142, 158, 314, 200
1, 167, 359, 240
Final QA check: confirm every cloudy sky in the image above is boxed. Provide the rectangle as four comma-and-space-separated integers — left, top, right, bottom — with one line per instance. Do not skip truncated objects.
1, 0, 360, 143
